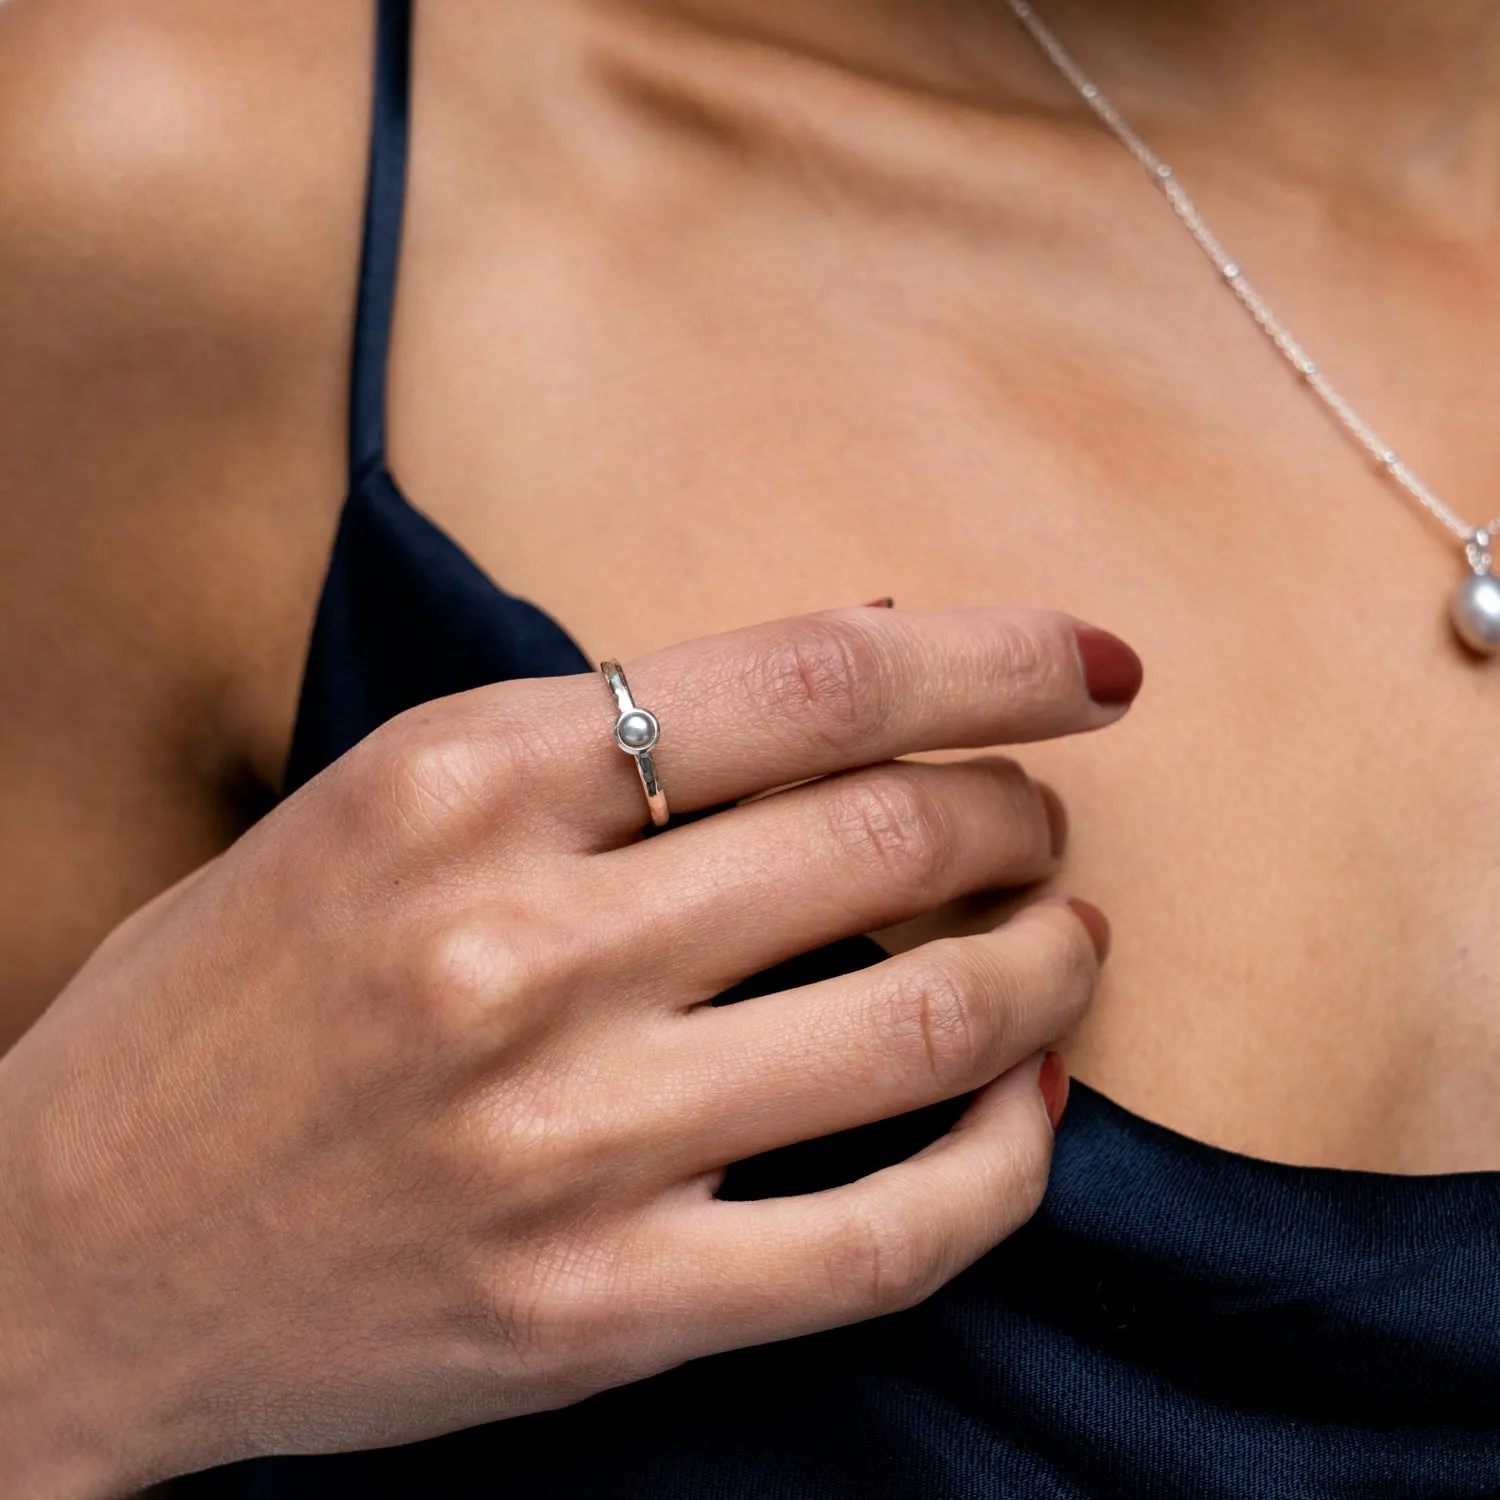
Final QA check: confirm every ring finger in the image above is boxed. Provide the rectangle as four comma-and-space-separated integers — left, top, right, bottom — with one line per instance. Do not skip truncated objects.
643, 897, 1099, 1174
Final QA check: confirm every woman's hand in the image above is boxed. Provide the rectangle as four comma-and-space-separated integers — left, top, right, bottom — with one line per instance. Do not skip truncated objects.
0, 606, 1135, 1497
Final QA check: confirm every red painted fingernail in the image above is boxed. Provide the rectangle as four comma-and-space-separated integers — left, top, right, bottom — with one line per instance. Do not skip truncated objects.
1066, 897, 1112, 963
1074, 627, 1143, 706
1038, 1051, 1070, 1129
863, 597, 895, 608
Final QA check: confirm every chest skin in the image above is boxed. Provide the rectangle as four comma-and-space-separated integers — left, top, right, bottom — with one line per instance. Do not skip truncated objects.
383, 0, 1500, 1172
3, 0, 1500, 1175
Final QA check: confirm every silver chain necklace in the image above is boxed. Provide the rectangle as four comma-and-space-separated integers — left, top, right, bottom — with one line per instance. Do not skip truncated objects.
1005, 0, 1500, 656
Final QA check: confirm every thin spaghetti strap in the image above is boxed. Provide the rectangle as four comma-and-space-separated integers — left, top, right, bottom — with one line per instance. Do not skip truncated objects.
348, 0, 414, 487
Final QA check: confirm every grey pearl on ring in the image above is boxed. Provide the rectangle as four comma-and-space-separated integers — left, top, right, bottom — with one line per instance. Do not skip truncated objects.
1451, 572, 1500, 655
615, 708, 660, 753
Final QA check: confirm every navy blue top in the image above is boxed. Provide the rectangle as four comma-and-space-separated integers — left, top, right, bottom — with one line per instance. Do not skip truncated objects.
184, 3, 1500, 1493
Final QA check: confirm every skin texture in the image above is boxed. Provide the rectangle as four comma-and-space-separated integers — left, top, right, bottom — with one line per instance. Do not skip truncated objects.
4, 0, 1499, 1169
384, 0, 1500, 1173
0, 608, 1106, 1492
1, 0, 1499, 1481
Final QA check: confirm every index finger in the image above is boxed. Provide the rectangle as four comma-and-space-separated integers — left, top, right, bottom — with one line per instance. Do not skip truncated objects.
471, 606, 1142, 844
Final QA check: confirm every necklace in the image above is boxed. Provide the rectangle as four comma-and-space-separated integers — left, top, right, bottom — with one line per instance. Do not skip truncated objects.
1005, 0, 1500, 657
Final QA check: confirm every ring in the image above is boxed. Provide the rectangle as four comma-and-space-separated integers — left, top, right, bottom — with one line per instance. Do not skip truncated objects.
600, 661, 670, 827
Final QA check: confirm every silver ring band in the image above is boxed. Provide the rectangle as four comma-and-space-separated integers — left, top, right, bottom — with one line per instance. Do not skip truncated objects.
600, 661, 669, 827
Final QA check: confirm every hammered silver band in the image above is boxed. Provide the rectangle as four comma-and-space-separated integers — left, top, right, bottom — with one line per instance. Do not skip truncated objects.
600, 661, 669, 827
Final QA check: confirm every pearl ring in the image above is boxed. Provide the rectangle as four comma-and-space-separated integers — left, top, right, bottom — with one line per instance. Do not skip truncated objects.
600, 661, 669, 827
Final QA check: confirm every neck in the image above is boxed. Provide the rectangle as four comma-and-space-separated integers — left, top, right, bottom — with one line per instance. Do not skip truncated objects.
1016, 0, 1500, 226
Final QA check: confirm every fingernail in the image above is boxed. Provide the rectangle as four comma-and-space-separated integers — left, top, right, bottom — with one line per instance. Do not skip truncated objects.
1074, 627, 1143, 706
863, 597, 895, 608
1039, 783, 1068, 859
1065, 897, 1112, 963
1038, 1051, 1070, 1129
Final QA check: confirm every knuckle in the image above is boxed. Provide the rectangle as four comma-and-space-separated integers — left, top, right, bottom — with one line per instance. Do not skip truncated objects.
748, 618, 889, 753
467, 1231, 654, 1398
409, 919, 520, 1031
367, 688, 554, 850
381, 728, 490, 843
825, 770, 952, 896
469, 1088, 580, 1191
884, 944, 1007, 1092
410, 916, 580, 1041
835, 1202, 936, 1319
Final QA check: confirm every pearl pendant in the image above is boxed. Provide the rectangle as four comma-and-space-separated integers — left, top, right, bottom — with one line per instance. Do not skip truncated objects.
1452, 571, 1500, 655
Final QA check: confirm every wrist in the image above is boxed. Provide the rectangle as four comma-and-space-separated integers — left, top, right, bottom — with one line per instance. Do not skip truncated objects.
0, 1065, 198, 1498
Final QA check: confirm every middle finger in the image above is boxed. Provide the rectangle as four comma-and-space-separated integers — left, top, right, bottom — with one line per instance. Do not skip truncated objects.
603, 754, 1062, 1003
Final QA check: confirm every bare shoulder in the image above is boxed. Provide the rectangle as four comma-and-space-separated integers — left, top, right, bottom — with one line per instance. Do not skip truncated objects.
0, 0, 379, 1044
0, 0, 374, 778
0, 0, 370, 314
